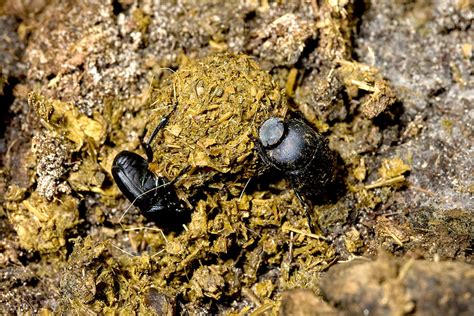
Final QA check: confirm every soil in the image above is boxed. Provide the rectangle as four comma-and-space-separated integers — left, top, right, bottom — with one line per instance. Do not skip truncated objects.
0, 0, 472, 315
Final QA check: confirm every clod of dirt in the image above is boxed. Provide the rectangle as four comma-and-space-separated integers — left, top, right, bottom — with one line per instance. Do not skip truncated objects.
6, 191, 79, 256
336, 60, 396, 119
29, 92, 106, 150
189, 265, 226, 300
248, 13, 316, 67
320, 255, 474, 315
31, 132, 72, 200
58, 237, 116, 312
144, 287, 176, 316
0, 264, 54, 314
280, 289, 338, 316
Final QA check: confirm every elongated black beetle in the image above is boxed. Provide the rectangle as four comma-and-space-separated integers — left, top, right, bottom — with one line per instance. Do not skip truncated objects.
111, 112, 190, 231
253, 116, 336, 233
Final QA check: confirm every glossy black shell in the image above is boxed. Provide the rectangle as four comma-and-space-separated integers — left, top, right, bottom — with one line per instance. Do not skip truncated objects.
112, 151, 189, 229
256, 117, 336, 197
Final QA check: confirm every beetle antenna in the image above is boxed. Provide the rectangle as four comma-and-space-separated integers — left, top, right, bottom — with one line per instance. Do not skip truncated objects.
123, 226, 168, 244
151, 248, 165, 258
239, 177, 253, 201
158, 67, 176, 74
111, 243, 136, 257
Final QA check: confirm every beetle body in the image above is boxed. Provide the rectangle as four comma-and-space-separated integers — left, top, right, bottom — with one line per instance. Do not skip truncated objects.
255, 117, 336, 197
254, 116, 336, 233
111, 118, 190, 231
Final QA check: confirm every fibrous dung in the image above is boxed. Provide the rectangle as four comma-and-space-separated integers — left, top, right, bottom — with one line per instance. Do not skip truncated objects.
146, 53, 287, 196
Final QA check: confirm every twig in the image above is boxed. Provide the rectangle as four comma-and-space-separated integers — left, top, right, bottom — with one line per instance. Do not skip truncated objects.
282, 223, 327, 240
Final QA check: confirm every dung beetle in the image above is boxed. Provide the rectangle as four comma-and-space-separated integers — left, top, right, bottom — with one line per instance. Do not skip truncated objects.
112, 112, 190, 231
253, 116, 336, 233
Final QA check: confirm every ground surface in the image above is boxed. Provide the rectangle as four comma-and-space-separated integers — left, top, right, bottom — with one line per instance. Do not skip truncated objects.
0, 0, 472, 315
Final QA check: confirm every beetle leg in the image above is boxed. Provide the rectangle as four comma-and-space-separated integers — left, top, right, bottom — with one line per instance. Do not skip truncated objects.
142, 117, 168, 162
142, 103, 178, 162
169, 166, 191, 185
293, 189, 321, 234
249, 135, 274, 176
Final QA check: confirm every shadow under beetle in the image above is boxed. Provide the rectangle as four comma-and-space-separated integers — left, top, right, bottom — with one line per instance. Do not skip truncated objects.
111, 110, 191, 231
253, 116, 336, 234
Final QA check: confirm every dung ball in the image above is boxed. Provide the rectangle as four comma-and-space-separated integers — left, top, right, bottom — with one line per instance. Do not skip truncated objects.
146, 53, 287, 195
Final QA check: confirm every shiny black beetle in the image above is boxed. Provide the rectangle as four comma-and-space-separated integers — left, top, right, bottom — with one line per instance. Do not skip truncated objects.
253, 116, 336, 233
112, 114, 190, 231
